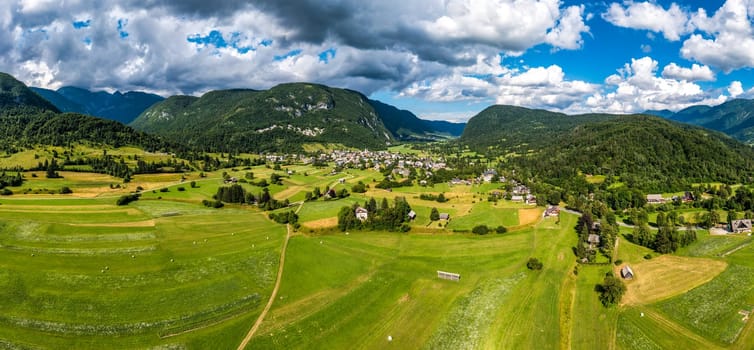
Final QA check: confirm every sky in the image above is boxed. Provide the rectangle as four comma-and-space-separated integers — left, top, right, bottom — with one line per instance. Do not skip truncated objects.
2, 0, 754, 122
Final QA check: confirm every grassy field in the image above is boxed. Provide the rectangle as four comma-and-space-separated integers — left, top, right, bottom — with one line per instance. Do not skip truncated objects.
2, 164, 754, 349
0, 192, 286, 348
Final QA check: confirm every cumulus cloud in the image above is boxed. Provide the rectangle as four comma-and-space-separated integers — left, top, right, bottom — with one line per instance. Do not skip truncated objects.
728, 81, 744, 98
661, 62, 715, 81
0, 0, 590, 98
400, 56, 599, 112
681, 0, 754, 72
584, 56, 726, 113
603, 1, 691, 40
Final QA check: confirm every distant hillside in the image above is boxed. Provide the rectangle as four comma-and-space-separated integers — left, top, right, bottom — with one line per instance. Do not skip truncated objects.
645, 99, 754, 145
460, 105, 614, 152
31, 86, 164, 124
132, 83, 396, 152
0, 72, 172, 152
0, 73, 59, 112
523, 115, 754, 192
367, 99, 465, 139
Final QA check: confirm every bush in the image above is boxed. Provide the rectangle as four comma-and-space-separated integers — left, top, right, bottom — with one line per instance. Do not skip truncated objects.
190, 181, 197, 188
1, 188, 12, 196
495, 225, 507, 234
527, 257, 543, 270
159, 188, 169, 193
116, 193, 140, 206
202, 199, 224, 208
613, 259, 623, 266
177, 187, 186, 192
472, 225, 490, 235
59, 186, 73, 194
644, 254, 653, 260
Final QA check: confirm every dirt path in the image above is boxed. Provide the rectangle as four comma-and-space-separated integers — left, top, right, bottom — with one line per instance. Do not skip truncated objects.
237, 202, 302, 349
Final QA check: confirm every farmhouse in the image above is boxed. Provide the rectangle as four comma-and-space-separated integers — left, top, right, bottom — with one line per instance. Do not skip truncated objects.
355, 207, 369, 221
511, 195, 524, 202
646, 194, 665, 204
439, 213, 450, 220
223, 177, 238, 184
587, 234, 601, 248
544, 205, 560, 217
730, 219, 752, 234
621, 265, 634, 279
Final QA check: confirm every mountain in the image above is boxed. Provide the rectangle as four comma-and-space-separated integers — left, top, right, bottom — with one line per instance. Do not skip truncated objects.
0, 72, 172, 152
0, 73, 59, 112
30, 86, 164, 124
459, 105, 615, 152
367, 99, 465, 139
645, 99, 754, 145
461, 105, 754, 192
131, 83, 398, 152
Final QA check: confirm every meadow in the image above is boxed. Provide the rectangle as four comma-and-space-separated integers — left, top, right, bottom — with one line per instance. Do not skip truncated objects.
0, 162, 753, 349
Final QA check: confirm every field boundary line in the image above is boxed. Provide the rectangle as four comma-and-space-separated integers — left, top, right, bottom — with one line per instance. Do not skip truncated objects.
722, 240, 752, 257
237, 202, 301, 349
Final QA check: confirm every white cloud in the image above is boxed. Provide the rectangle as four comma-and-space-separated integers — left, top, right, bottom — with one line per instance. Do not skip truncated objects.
661, 62, 715, 81
424, 0, 589, 53
584, 56, 726, 113
603, 1, 690, 40
729, 81, 744, 97
681, 0, 754, 72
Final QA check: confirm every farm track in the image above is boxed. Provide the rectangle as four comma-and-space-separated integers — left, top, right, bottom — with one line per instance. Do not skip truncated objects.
237, 202, 302, 349
643, 309, 723, 349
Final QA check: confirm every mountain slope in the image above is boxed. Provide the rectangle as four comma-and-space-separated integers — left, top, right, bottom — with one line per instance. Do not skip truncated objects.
645, 99, 754, 144
132, 83, 395, 152
31, 86, 164, 124
0, 72, 172, 152
367, 99, 465, 138
460, 105, 615, 152
0, 73, 59, 112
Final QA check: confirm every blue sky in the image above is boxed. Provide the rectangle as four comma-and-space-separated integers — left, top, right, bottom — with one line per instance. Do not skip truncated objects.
2, 1, 754, 122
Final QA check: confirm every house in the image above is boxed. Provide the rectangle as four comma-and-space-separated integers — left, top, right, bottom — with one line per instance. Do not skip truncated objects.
419, 180, 428, 186
587, 234, 601, 249
621, 265, 634, 279
481, 169, 497, 182
544, 206, 560, 217
223, 177, 238, 184
407, 210, 417, 220
324, 188, 337, 199
525, 194, 537, 205
439, 213, 450, 220
646, 194, 665, 204
731, 219, 753, 234
355, 207, 369, 221
511, 195, 524, 202
683, 191, 695, 202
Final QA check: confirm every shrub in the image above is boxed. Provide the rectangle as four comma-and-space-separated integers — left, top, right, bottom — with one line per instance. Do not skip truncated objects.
644, 254, 653, 260
613, 259, 623, 266
472, 225, 490, 235
202, 199, 224, 208
116, 193, 140, 206
159, 188, 169, 193
495, 226, 507, 234
59, 186, 73, 194
177, 187, 186, 192
527, 258, 543, 270
1, 188, 12, 196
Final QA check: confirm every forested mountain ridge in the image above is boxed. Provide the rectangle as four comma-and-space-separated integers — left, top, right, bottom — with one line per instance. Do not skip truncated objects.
645, 99, 754, 145
459, 105, 615, 152
512, 115, 754, 192
31, 86, 164, 124
0, 73, 59, 112
131, 83, 398, 152
0, 73, 174, 153
367, 99, 465, 138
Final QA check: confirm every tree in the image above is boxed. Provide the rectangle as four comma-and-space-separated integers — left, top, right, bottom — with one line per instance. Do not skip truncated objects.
437, 193, 447, 203
526, 257, 543, 270
547, 191, 562, 205
472, 225, 489, 235
430, 207, 440, 221
598, 273, 626, 307
633, 224, 653, 247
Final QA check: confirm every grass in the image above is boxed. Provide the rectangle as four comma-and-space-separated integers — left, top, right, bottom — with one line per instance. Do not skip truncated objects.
446, 202, 519, 230
620, 255, 727, 306
654, 264, 754, 344
0, 194, 286, 348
